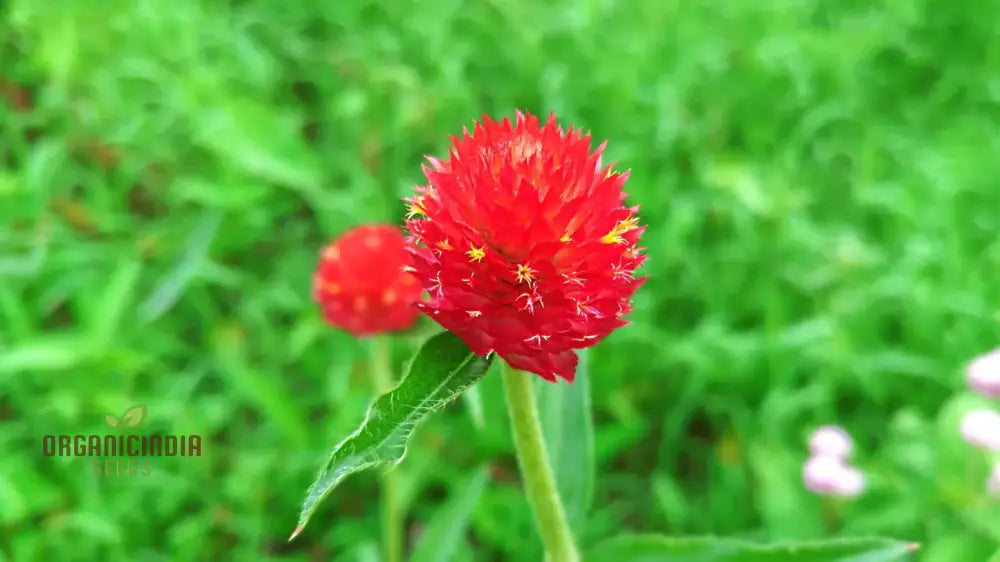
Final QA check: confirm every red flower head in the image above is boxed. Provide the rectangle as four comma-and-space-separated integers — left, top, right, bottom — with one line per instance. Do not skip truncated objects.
403, 110, 646, 382
313, 224, 423, 337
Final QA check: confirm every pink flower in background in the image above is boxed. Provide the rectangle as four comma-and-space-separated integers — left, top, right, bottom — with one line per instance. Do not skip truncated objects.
967, 347, 1000, 398
988, 461, 1000, 498
835, 465, 866, 496
959, 409, 1000, 451
808, 425, 853, 460
802, 425, 864, 498
802, 455, 865, 497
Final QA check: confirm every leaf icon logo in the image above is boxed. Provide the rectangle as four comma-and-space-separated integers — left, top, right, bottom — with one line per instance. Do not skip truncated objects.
104, 404, 147, 431
121, 404, 147, 427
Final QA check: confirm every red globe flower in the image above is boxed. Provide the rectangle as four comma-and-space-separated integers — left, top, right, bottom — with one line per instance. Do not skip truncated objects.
403, 110, 646, 382
313, 224, 423, 337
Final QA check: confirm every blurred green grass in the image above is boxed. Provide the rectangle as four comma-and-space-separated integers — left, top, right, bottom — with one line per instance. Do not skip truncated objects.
2, 0, 1000, 560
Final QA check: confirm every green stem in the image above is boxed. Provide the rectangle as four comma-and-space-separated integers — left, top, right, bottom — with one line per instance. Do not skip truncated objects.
370, 335, 401, 562
820, 497, 840, 534
500, 362, 580, 562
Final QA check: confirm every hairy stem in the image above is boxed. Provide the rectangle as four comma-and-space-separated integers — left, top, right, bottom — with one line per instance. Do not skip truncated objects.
501, 362, 579, 562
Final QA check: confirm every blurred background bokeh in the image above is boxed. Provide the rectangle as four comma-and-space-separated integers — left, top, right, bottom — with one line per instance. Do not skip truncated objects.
2, 0, 1000, 560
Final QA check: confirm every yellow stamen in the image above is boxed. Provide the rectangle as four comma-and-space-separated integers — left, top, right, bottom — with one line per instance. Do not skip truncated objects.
436, 239, 453, 251
601, 217, 640, 244
466, 245, 486, 263
575, 298, 598, 317
405, 197, 427, 219
515, 263, 536, 284
560, 233, 572, 243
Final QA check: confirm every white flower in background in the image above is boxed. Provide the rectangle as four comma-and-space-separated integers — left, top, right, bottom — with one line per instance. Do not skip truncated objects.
808, 425, 853, 460
833, 464, 866, 496
988, 461, 1000, 498
959, 409, 1000, 451
967, 347, 1000, 398
802, 455, 865, 497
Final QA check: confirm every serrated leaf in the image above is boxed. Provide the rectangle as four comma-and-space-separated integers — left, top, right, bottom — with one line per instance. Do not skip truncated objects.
535, 347, 594, 533
410, 465, 490, 562
586, 535, 918, 562
733, 539, 917, 562
121, 404, 147, 427
292, 331, 493, 536
587, 535, 743, 561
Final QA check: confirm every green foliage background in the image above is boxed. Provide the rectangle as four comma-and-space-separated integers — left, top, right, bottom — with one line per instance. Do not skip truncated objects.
2, 0, 1000, 560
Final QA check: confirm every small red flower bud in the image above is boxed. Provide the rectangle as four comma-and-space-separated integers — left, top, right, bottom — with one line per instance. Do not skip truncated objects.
403, 110, 647, 382
313, 224, 423, 337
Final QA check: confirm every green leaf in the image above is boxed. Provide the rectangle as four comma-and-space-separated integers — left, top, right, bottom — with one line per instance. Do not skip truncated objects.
0, 334, 98, 378
586, 535, 919, 562
410, 465, 490, 562
137, 209, 222, 323
90, 257, 142, 347
462, 382, 486, 429
194, 98, 322, 192
292, 331, 493, 537
535, 347, 594, 533
587, 535, 742, 562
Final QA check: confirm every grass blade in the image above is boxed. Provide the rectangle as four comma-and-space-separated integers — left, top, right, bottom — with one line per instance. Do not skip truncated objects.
534, 347, 594, 533
410, 465, 490, 562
